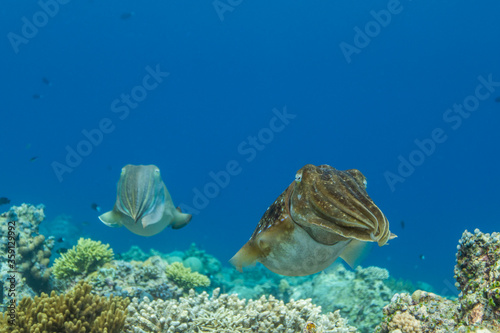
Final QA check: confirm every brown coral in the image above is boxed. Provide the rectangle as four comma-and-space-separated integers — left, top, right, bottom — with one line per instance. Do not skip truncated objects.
0, 281, 130, 333
388, 311, 422, 333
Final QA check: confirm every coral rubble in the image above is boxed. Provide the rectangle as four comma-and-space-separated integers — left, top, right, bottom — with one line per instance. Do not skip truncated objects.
125, 288, 358, 333
0, 281, 129, 333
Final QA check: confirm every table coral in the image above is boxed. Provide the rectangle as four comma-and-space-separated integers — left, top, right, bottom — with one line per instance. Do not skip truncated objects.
0, 281, 129, 333
165, 262, 210, 291
52, 237, 114, 279
124, 287, 358, 333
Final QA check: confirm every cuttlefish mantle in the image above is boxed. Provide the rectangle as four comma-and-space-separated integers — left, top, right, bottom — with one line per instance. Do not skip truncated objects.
99, 164, 192, 237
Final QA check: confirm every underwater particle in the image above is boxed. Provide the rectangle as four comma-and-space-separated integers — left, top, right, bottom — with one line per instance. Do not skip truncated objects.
29, 156, 39, 162
0, 197, 11, 206
120, 11, 135, 20
42, 77, 51, 86
99, 164, 192, 237
91, 202, 101, 212
495, 96, 500, 103
419, 254, 425, 260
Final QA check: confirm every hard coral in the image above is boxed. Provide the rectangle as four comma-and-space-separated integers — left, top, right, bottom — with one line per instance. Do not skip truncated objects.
52, 237, 113, 279
125, 288, 357, 333
388, 311, 422, 333
0, 204, 54, 294
165, 262, 210, 291
455, 229, 500, 331
0, 281, 129, 333
84, 256, 183, 301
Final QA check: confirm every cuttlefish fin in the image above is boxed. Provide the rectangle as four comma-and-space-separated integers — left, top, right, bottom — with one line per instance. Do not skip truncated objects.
339, 239, 371, 268
229, 240, 262, 272
99, 209, 126, 228
170, 207, 192, 230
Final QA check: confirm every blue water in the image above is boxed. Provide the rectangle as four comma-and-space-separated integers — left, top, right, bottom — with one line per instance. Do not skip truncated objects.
1, 0, 499, 295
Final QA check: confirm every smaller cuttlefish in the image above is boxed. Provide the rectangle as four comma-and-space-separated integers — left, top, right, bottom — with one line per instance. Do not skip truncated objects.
99, 164, 192, 237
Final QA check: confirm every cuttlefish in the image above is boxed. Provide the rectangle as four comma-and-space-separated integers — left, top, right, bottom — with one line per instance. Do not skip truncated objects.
230, 164, 396, 276
99, 164, 192, 237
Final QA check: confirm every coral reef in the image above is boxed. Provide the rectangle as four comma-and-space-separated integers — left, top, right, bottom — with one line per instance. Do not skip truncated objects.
0, 204, 54, 298
455, 229, 500, 330
165, 262, 211, 291
376, 229, 500, 333
124, 287, 358, 333
52, 237, 114, 279
120, 243, 223, 277
0, 281, 129, 333
83, 256, 183, 301
290, 264, 394, 333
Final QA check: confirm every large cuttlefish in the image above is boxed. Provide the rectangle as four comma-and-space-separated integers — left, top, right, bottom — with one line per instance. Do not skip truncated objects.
230, 164, 396, 276
99, 164, 192, 237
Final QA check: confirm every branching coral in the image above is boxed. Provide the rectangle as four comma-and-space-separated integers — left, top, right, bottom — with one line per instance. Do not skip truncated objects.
0, 281, 129, 333
52, 238, 113, 279
124, 288, 357, 332
165, 262, 210, 291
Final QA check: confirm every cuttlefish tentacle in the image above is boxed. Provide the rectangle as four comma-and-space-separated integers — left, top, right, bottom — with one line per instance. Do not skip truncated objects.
291, 164, 391, 246
230, 164, 395, 276
99, 164, 192, 237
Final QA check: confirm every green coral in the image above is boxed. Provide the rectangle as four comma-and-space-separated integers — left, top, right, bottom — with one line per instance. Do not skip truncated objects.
165, 262, 210, 290
52, 238, 114, 279
0, 281, 129, 333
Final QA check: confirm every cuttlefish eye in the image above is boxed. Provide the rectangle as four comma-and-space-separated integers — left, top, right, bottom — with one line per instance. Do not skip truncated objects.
295, 172, 302, 182
155, 169, 160, 174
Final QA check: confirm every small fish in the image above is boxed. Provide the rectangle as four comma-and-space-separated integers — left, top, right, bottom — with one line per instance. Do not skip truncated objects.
30, 156, 39, 162
120, 11, 135, 20
56, 248, 68, 255
0, 197, 11, 206
32, 94, 43, 99
81, 221, 90, 226
42, 77, 52, 86
419, 254, 425, 260
91, 203, 102, 212
56, 237, 65, 243
400, 220, 405, 229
